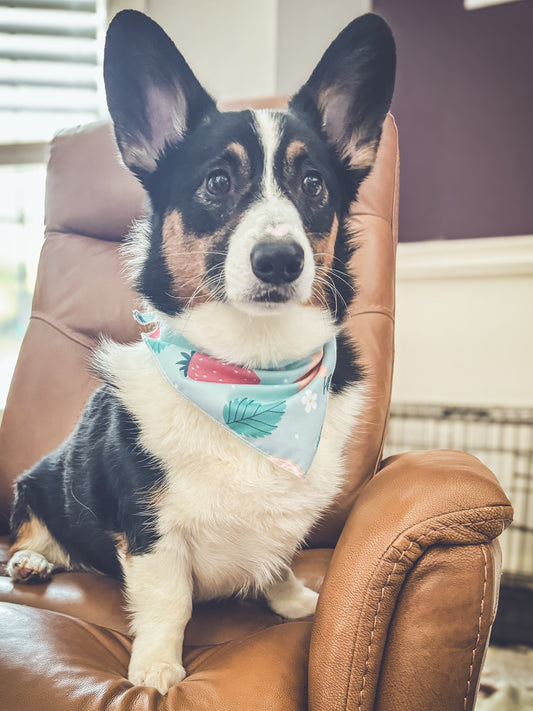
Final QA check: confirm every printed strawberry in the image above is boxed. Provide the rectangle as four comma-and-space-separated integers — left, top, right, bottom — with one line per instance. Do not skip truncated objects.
177, 351, 260, 384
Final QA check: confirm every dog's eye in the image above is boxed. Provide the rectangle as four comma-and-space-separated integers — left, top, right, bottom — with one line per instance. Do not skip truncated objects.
206, 170, 231, 195
302, 171, 324, 198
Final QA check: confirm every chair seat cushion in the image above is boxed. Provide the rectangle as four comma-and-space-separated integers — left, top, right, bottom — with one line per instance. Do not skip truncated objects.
0, 535, 331, 643
0, 601, 313, 711
0, 539, 328, 709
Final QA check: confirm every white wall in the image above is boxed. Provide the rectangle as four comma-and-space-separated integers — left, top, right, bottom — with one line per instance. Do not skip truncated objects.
108, 0, 278, 100
106, 0, 370, 101
276, 0, 371, 95
392, 236, 533, 408
147, 0, 279, 101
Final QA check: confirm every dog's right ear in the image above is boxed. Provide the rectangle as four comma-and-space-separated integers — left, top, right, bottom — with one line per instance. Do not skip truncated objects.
104, 10, 216, 181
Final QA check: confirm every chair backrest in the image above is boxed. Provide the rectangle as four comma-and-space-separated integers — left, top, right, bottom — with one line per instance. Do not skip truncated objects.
0, 104, 399, 547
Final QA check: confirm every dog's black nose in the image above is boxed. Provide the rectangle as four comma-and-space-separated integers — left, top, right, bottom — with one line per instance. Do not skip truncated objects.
251, 241, 304, 285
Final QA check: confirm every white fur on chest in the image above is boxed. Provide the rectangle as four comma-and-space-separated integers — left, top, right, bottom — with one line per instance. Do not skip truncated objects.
97, 308, 364, 600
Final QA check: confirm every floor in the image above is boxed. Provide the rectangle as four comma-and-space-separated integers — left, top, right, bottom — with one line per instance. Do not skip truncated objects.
476, 646, 533, 710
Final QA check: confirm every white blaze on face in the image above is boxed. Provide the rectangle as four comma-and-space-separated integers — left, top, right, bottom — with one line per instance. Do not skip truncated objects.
224, 110, 316, 313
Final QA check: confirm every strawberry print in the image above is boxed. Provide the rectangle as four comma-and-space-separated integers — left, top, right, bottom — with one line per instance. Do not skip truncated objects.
177, 351, 260, 385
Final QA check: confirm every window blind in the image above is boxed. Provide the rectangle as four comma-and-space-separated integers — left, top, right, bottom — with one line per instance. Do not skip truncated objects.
0, 0, 105, 144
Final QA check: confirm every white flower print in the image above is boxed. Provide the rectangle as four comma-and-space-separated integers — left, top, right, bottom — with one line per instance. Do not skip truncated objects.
301, 389, 318, 413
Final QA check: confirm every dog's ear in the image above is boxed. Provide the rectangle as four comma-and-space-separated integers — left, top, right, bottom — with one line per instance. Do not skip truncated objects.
104, 10, 216, 180
290, 13, 395, 171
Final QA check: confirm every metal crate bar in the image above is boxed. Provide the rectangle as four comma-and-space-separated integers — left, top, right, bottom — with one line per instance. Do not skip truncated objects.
384, 404, 533, 582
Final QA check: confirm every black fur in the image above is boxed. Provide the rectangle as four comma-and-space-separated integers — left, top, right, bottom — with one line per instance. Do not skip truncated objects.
289, 13, 396, 165
273, 111, 360, 323
138, 211, 181, 316
274, 112, 343, 236
331, 331, 365, 394
10, 386, 166, 575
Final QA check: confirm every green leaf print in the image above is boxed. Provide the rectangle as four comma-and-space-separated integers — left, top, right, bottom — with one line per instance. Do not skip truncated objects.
147, 339, 169, 354
223, 397, 286, 439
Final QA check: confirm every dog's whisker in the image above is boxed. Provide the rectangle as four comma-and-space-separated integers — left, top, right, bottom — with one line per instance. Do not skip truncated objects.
167, 265, 225, 312
179, 267, 225, 317
314, 266, 353, 310
313, 270, 351, 319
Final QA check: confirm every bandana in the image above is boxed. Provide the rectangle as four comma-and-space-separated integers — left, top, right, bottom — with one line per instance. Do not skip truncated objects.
134, 311, 336, 478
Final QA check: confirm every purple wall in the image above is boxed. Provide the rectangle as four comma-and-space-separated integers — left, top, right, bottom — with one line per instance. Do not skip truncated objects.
373, 0, 533, 241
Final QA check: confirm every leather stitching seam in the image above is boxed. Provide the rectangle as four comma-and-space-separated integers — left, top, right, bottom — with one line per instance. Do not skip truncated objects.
463, 544, 488, 710
353, 511, 510, 711
31, 311, 94, 350
350, 309, 394, 321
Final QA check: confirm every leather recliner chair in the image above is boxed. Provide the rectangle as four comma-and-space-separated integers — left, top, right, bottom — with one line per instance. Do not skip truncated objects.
0, 109, 513, 711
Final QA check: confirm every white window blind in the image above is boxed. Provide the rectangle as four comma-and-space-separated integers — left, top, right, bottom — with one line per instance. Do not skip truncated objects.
0, 0, 105, 144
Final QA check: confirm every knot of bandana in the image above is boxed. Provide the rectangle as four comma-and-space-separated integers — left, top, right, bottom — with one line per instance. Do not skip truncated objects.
134, 311, 336, 478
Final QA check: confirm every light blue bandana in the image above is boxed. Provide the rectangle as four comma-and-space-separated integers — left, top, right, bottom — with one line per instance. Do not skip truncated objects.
134, 311, 336, 477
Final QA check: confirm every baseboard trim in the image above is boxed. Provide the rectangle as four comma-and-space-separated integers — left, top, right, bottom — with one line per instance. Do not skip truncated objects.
396, 235, 533, 280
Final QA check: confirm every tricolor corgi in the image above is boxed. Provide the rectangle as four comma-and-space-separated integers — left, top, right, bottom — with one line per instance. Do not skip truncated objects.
7, 10, 395, 694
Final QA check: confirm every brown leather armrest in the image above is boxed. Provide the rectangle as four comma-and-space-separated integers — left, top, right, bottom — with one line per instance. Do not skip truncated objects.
308, 449, 513, 711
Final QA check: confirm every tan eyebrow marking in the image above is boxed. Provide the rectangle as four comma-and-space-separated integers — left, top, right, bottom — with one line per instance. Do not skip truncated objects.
285, 140, 307, 163
225, 141, 249, 166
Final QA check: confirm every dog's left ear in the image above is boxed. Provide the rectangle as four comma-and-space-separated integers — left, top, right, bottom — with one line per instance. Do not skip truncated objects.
290, 13, 395, 171
104, 10, 217, 181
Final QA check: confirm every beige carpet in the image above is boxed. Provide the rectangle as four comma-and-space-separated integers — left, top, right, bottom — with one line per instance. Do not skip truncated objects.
476, 646, 533, 710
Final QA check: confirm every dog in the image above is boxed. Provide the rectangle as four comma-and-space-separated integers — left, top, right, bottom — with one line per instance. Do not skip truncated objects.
6, 10, 395, 694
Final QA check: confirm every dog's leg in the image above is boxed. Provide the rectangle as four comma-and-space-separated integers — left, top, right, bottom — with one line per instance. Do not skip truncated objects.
124, 536, 192, 694
7, 514, 70, 584
264, 566, 319, 619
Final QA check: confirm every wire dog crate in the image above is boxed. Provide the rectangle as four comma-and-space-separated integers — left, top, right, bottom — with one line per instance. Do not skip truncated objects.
384, 403, 533, 584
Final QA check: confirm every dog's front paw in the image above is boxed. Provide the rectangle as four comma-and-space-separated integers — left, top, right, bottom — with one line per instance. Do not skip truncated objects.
268, 583, 319, 619
6, 549, 54, 584
128, 659, 186, 694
